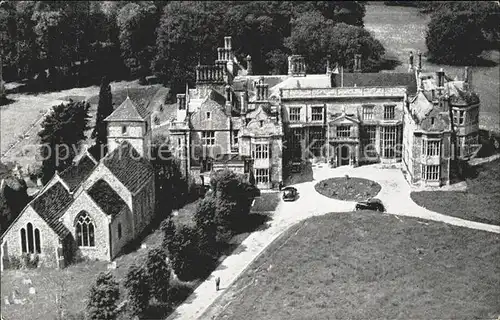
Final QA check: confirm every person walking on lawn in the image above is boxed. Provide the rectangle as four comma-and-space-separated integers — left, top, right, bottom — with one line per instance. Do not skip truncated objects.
215, 276, 220, 291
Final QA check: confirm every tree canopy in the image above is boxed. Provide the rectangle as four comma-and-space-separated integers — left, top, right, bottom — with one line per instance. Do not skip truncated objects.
425, 1, 500, 64
38, 100, 90, 183
1, 1, 376, 91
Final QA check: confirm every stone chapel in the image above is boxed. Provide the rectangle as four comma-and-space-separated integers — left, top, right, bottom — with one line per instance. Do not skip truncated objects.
1, 97, 155, 269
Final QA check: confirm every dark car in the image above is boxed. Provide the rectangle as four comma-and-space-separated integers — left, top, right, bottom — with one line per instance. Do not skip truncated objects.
282, 186, 298, 202
355, 198, 385, 212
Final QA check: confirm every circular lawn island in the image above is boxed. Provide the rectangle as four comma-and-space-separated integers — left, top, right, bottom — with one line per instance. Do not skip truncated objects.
315, 176, 381, 201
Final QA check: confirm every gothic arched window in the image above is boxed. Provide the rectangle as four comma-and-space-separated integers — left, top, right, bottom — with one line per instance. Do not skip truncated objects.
20, 223, 41, 254
75, 211, 95, 247
27, 223, 34, 253
20, 228, 27, 253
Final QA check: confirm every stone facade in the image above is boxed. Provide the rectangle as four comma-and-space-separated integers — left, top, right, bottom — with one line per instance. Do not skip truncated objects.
149, 37, 479, 189
1, 205, 62, 269
1, 98, 156, 269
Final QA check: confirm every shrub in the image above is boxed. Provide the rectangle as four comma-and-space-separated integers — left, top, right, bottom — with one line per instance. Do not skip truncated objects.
8, 255, 22, 269
145, 248, 171, 303
21, 253, 39, 269
124, 263, 150, 318
86, 272, 120, 320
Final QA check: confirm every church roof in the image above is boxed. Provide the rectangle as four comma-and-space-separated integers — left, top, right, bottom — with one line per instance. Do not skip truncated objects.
87, 179, 127, 217
105, 96, 149, 122
334, 72, 418, 95
59, 154, 97, 192
103, 141, 154, 194
30, 182, 72, 239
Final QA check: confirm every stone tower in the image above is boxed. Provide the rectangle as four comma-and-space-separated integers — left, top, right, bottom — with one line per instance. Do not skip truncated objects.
104, 96, 151, 158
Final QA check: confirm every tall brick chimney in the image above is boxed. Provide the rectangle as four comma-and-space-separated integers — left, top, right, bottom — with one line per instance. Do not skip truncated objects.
288, 55, 306, 77
464, 66, 473, 91
353, 54, 362, 73
436, 68, 445, 95
246, 55, 252, 75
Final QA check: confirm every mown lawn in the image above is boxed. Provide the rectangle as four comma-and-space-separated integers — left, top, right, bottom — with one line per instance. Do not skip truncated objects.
315, 177, 381, 201
411, 159, 500, 225
214, 211, 500, 320
0, 225, 164, 320
365, 3, 499, 132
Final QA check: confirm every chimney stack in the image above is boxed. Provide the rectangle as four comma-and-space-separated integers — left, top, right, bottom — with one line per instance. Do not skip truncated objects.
417, 51, 422, 71
177, 94, 186, 110
464, 66, 473, 91
225, 85, 232, 115
408, 51, 414, 72
246, 55, 252, 75
436, 68, 445, 95
224, 36, 232, 50
354, 54, 362, 73
288, 55, 306, 77
326, 55, 332, 75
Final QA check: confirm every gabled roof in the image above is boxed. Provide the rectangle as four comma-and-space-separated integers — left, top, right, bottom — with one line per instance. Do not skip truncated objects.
334, 72, 417, 95
102, 141, 154, 194
105, 96, 148, 122
330, 113, 360, 124
87, 179, 127, 217
410, 91, 436, 122
30, 182, 72, 238
59, 154, 97, 192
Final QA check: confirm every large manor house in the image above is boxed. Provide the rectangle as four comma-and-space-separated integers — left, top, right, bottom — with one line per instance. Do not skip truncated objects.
154, 36, 480, 189
1, 36, 480, 269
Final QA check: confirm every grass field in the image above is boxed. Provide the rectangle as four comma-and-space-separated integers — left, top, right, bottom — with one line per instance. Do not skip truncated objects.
411, 159, 500, 226
0, 81, 162, 171
315, 177, 381, 201
365, 3, 500, 132
0, 224, 164, 320
215, 211, 500, 320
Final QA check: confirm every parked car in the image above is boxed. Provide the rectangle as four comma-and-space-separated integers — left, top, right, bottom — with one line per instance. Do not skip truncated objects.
282, 186, 298, 202
355, 198, 385, 212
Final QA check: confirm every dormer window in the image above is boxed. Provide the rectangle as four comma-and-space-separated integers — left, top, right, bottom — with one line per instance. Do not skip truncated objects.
206, 112, 211, 120
122, 126, 127, 134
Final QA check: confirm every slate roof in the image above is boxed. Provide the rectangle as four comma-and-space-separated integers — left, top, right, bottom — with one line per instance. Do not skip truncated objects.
30, 182, 72, 238
105, 96, 149, 122
333, 72, 418, 95
87, 179, 127, 217
59, 154, 97, 192
102, 141, 154, 194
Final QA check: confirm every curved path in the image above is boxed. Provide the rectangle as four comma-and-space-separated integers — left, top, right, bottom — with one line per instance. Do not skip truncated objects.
167, 164, 500, 320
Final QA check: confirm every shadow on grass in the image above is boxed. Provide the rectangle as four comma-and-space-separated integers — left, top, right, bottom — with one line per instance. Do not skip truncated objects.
378, 57, 402, 71
0, 97, 16, 107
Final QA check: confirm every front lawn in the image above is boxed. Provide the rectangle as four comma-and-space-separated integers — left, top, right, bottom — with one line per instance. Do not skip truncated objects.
213, 212, 500, 320
411, 159, 500, 225
1, 226, 164, 320
315, 177, 381, 201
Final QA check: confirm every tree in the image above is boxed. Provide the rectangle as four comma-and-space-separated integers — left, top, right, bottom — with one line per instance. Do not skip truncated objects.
145, 248, 171, 303
285, 12, 385, 73
86, 272, 120, 320
91, 76, 113, 159
124, 263, 150, 319
39, 100, 90, 184
117, 2, 159, 82
425, 3, 500, 64
153, 1, 226, 91
193, 196, 218, 253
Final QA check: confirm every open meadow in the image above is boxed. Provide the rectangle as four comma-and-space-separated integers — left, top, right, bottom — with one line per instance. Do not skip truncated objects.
365, 3, 500, 132
214, 211, 500, 320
